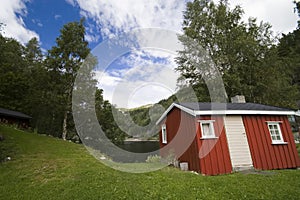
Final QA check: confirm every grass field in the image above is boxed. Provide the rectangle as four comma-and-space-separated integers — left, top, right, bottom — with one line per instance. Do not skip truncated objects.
0, 125, 300, 200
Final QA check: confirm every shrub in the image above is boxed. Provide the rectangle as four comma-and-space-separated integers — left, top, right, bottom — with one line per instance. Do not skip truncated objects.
146, 155, 161, 163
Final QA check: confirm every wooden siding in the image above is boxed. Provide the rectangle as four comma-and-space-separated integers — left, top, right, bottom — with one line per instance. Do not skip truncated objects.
243, 115, 300, 170
224, 116, 253, 168
196, 116, 232, 175
0, 115, 30, 129
159, 107, 200, 172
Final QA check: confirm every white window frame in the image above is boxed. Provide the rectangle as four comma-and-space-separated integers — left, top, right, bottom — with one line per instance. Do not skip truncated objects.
267, 122, 286, 144
199, 120, 216, 139
162, 124, 167, 144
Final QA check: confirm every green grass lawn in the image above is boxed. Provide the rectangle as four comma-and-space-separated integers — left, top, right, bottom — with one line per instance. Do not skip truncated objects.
0, 125, 300, 200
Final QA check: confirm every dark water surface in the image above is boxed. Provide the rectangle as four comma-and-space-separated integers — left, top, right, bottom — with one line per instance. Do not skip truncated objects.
113, 141, 160, 162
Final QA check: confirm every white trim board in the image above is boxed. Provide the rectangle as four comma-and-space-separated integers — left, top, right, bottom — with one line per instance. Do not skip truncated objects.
155, 103, 196, 125
193, 110, 295, 116
155, 103, 296, 125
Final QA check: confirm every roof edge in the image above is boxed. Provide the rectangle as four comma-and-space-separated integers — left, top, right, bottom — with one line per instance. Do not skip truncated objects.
194, 110, 296, 116
0, 108, 32, 119
155, 103, 195, 125
155, 103, 298, 125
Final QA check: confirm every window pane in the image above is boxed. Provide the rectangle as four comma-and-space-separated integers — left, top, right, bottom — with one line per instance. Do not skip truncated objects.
268, 122, 283, 143
200, 121, 215, 138
270, 130, 275, 136
162, 125, 167, 143
202, 124, 210, 136
269, 125, 274, 129
272, 136, 276, 140
276, 135, 281, 140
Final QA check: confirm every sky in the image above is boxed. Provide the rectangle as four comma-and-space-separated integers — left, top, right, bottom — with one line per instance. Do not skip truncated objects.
0, 0, 299, 108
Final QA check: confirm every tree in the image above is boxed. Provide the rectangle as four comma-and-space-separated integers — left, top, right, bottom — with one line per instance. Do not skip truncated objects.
0, 34, 29, 111
277, 1, 300, 108
295, 0, 300, 27
176, 0, 298, 107
46, 19, 91, 140
95, 89, 126, 144
23, 38, 60, 134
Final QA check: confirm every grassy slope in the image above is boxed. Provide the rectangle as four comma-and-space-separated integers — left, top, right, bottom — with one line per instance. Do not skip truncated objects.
0, 125, 300, 200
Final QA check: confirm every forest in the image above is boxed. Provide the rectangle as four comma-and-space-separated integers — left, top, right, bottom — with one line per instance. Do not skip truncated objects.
0, 0, 300, 144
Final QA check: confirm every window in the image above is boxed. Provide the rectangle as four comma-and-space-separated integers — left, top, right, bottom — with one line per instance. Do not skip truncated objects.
267, 122, 285, 144
199, 120, 216, 139
162, 124, 167, 144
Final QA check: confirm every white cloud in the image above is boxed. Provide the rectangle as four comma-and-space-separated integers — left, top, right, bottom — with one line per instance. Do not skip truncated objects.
54, 14, 62, 20
94, 70, 122, 104
89, 27, 183, 108
0, 0, 39, 44
228, 0, 298, 34
65, 0, 76, 7
84, 22, 101, 42
95, 49, 179, 108
123, 83, 174, 109
69, 0, 299, 40
69, 0, 188, 39
32, 19, 43, 27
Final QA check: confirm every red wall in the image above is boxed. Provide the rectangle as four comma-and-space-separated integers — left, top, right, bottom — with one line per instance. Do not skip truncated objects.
159, 107, 200, 172
159, 109, 232, 175
196, 116, 232, 175
243, 115, 300, 170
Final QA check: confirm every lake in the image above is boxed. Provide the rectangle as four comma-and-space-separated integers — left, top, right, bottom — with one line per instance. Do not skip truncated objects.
113, 141, 160, 163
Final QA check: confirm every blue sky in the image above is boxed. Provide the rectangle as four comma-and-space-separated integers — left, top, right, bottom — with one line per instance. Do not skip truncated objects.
22, 0, 83, 50
1, 0, 298, 50
0, 0, 299, 108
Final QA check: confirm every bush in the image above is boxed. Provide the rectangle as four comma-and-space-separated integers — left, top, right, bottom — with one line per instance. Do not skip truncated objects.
296, 144, 300, 157
161, 149, 178, 167
146, 155, 161, 163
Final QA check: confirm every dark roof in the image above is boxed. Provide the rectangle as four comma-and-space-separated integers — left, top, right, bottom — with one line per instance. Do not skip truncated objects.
0, 108, 31, 119
178, 102, 293, 112
156, 102, 296, 125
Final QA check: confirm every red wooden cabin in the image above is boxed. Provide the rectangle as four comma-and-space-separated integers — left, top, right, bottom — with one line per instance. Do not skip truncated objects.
156, 101, 300, 175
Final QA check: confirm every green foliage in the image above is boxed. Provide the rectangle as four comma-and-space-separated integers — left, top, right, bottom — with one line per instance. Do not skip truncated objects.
0, 35, 29, 111
176, 0, 298, 108
295, 0, 300, 27
0, 19, 126, 144
277, 2, 300, 109
46, 18, 93, 140
1, 125, 300, 200
128, 107, 151, 127
146, 155, 161, 163
95, 89, 126, 144
296, 143, 300, 157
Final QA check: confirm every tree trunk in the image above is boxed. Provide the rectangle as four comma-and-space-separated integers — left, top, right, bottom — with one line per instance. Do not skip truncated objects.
62, 87, 72, 140
62, 110, 68, 140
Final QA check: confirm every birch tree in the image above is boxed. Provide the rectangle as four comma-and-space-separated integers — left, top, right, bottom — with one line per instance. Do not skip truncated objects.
47, 19, 90, 140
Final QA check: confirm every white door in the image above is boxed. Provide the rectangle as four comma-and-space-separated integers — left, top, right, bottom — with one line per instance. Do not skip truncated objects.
224, 116, 253, 168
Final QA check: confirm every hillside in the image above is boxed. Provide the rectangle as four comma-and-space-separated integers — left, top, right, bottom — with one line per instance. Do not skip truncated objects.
0, 125, 300, 200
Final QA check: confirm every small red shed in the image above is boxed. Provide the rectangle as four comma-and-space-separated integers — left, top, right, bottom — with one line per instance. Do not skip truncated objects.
156, 102, 300, 175
0, 108, 31, 128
